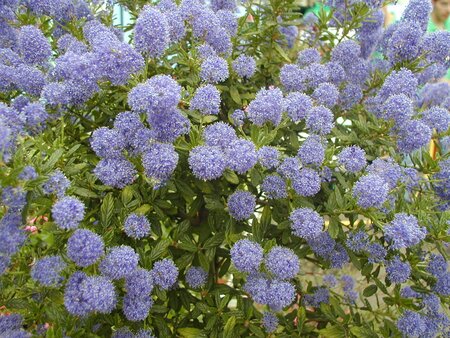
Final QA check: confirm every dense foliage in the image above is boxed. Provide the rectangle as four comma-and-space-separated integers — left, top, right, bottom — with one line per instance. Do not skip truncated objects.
1, 0, 450, 337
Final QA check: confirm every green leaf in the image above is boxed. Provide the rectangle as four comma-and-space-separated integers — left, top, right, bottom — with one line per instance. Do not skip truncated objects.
350, 326, 378, 338
42, 148, 64, 172
274, 43, 291, 63
179, 235, 198, 252
230, 86, 242, 105
121, 186, 134, 206
363, 285, 378, 297
73, 187, 99, 198
335, 187, 344, 209
203, 232, 224, 249
223, 316, 236, 338
249, 324, 265, 337
149, 239, 171, 261
134, 204, 152, 215
204, 195, 223, 211
260, 205, 271, 228
318, 325, 346, 338
39, 231, 54, 248
223, 169, 239, 185
198, 251, 209, 271
328, 218, 340, 239
100, 193, 115, 228
297, 306, 306, 334
177, 328, 206, 338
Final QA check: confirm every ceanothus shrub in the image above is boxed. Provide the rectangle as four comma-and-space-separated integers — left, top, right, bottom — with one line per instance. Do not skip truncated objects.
0, 0, 450, 337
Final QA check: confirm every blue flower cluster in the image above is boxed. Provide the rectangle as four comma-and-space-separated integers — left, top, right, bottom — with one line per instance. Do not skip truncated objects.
290, 207, 324, 240
185, 266, 208, 289
384, 213, 426, 249
151, 258, 179, 290
303, 287, 330, 307
67, 229, 105, 267
31, 255, 66, 287
386, 256, 411, 284
99, 245, 140, 280
123, 214, 151, 239
231, 238, 299, 323
227, 190, 256, 221
52, 196, 85, 230
64, 271, 117, 316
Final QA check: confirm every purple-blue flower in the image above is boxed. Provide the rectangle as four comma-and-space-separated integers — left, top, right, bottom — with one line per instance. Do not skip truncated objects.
312, 82, 339, 108
384, 213, 426, 249
42, 169, 70, 197
283, 92, 312, 122
298, 135, 325, 166
377, 68, 418, 102
291, 168, 321, 197
397, 310, 426, 337
203, 122, 237, 149
422, 106, 450, 133
305, 106, 334, 135
231, 109, 245, 126
323, 274, 338, 287
90, 127, 126, 159
262, 312, 278, 333
134, 6, 169, 57
325, 62, 346, 85
290, 208, 324, 239
226, 139, 258, 174
151, 258, 179, 290
338, 146, 367, 173
185, 266, 208, 288
427, 254, 448, 277
397, 119, 432, 153
230, 239, 263, 273
366, 157, 402, 190
386, 256, 411, 284
383, 94, 414, 125
18, 25, 51, 65
200, 56, 229, 83
1, 186, 26, 211
346, 230, 369, 253
99, 245, 139, 280
227, 190, 256, 221
261, 174, 287, 199
232, 55, 256, 79
190, 84, 221, 115
124, 214, 151, 239
188, 145, 227, 180
401, 0, 432, 32
128, 75, 181, 113
352, 174, 389, 209
303, 287, 330, 307
434, 273, 450, 296
297, 48, 321, 67
339, 83, 363, 110
122, 294, 152, 321
142, 142, 179, 183
247, 88, 283, 126
52, 196, 85, 230
31, 255, 66, 286
257, 146, 280, 169
280, 64, 306, 92
265, 246, 300, 280
331, 40, 361, 69
21, 102, 49, 134
125, 268, 154, 297
266, 279, 296, 311
67, 229, 104, 267
93, 158, 137, 188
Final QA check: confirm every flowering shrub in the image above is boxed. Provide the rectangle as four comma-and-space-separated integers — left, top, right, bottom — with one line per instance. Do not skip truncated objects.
1, 0, 450, 336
